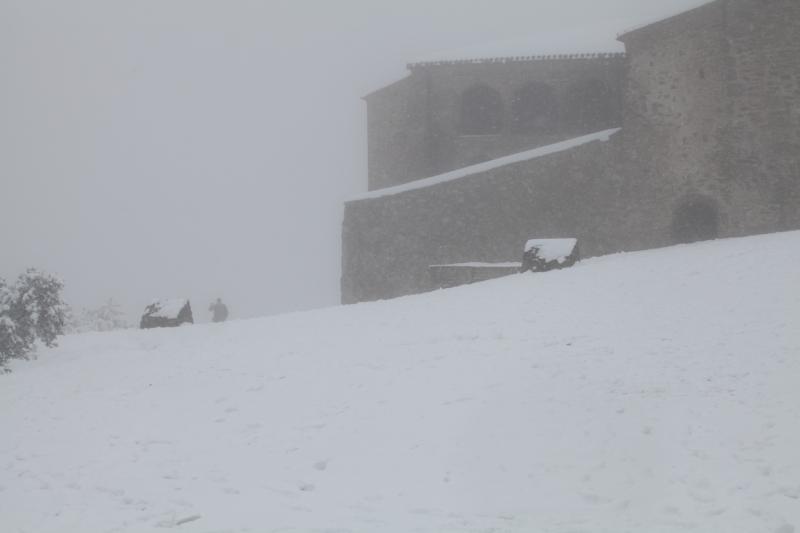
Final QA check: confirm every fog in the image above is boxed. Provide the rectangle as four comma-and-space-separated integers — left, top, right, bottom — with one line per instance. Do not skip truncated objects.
0, 0, 708, 322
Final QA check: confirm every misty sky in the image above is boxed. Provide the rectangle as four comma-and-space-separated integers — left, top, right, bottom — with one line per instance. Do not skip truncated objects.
1, 0, 709, 322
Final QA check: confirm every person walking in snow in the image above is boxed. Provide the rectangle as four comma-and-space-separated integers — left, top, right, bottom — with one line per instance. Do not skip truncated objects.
209, 298, 229, 323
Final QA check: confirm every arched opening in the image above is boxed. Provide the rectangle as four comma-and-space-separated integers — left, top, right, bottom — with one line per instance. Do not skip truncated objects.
459, 85, 504, 135
565, 79, 616, 131
671, 197, 720, 244
511, 82, 558, 134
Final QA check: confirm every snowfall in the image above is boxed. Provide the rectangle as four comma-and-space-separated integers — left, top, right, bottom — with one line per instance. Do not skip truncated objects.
2, 231, 799, 533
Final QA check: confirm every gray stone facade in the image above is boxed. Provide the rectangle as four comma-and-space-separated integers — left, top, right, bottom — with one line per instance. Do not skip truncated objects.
343, 0, 800, 304
618, 0, 800, 243
365, 55, 625, 191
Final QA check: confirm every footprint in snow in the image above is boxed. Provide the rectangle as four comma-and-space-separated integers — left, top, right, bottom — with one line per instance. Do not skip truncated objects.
313, 460, 328, 471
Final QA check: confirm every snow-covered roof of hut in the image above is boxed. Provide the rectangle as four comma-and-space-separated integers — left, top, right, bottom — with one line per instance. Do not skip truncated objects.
525, 239, 578, 263
145, 299, 189, 319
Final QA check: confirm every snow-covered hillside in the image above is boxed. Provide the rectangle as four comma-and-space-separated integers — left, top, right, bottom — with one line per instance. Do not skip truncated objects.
2, 232, 799, 533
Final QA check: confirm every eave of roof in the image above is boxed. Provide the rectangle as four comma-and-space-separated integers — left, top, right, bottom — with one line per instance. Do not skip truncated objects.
407, 52, 626, 70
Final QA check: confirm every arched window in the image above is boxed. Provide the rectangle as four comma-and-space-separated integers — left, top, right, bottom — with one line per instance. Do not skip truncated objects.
459, 84, 504, 135
671, 197, 720, 244
511, 82, 558, 134
566, 79, 617, 130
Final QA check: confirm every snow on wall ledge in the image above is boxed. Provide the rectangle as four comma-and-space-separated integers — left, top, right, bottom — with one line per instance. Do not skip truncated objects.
350, 128, 620, 202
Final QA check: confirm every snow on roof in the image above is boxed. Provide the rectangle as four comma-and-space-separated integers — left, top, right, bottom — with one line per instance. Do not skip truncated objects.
525, 239, 578, 263
350, 128, 620, 202
146, 299, 189, 319
410, 30, 625, 67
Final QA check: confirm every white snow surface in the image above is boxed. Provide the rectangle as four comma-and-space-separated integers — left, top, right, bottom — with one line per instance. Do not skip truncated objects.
351, 128, 620, 201
145, 298, 189, 319
525, 238, 579, 262
2, 231, 800, 533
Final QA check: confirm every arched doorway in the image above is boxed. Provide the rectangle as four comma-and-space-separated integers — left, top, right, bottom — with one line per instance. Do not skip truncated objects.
671, 197, 720, 244
459, 84, 504, 135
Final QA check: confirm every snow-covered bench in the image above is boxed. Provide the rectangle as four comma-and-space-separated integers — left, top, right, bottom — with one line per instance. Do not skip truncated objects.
521, 238, 580, 273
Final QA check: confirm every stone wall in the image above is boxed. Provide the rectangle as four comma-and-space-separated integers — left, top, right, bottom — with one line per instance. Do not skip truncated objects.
723, 0, 800, 232
365, 76, 432, 191
618, 0, 800, 242
344, 0, 800, 304
428, 264, 522, 291
343, 134, 650, 304
619, 1, 731, 243
365, 56, 626, 191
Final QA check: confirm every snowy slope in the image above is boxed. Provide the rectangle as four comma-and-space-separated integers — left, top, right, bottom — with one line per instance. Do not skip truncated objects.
2, 232, 799, 533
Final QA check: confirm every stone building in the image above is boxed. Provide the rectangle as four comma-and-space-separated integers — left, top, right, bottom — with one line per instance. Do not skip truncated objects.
365, 53, 626, 190
342, 0, 800, 304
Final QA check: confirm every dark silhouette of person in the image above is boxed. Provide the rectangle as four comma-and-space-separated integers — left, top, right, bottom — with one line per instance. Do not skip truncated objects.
209, 298, 229, 323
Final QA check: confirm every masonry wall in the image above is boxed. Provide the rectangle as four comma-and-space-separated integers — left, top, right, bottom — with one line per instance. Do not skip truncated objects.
618, 0, 800, 242
346, 0, 800, 304
619, 1, 732, 241
365, 76, 432, 191
723, 0, 800, 232
342, 135, 658, 304
365, 57, 625, 191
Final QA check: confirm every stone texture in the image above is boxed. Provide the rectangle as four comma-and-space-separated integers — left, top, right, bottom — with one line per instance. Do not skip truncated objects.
365, 56, 625, 191
344, 0, 800, 304
342, 137, 634, 303
429, 264, 522, 291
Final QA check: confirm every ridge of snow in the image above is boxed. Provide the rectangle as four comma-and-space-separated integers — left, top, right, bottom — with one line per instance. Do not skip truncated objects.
429, 262, 521, 269
2, 231, 799, 532
351, 128, 620, 202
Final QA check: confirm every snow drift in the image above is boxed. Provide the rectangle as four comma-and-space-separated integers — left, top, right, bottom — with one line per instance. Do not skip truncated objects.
1, 232, 799, 533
